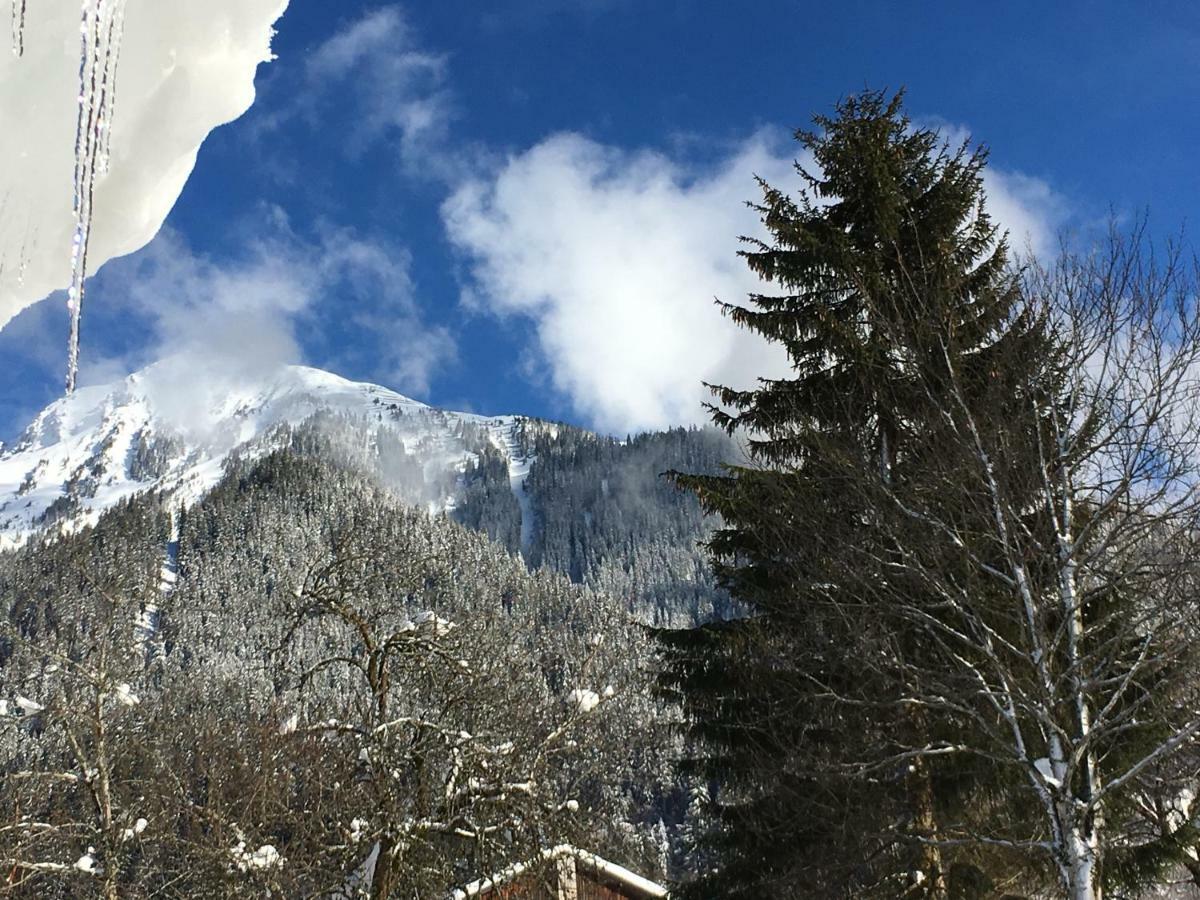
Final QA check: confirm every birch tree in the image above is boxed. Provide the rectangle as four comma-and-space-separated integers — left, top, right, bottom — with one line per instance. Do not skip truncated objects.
800, 227, 1200, 899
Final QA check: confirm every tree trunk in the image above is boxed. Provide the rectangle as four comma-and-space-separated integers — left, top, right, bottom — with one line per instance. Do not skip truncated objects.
908, 752, 947, 898
1063, 820, 1100, 900
370, 836, 396, 900
902, 702, 946, 898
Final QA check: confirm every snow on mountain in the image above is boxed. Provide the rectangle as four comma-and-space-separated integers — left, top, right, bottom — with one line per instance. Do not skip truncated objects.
0, 360, 524, 551
495, 418, 537, 557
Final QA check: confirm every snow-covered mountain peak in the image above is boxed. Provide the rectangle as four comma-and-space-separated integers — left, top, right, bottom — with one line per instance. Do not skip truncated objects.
0, 361, 520, 551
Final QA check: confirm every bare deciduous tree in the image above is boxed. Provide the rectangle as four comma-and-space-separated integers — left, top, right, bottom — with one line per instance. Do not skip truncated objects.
272, 536, 633, 897
1, 572, 156, 899
789, 227, 1200, 899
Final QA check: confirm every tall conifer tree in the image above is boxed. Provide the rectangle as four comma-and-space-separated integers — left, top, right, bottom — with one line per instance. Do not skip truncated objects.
659, 89, 1051, 897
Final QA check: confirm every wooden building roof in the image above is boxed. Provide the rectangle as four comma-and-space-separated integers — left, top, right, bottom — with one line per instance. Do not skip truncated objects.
452, 845, 669, 900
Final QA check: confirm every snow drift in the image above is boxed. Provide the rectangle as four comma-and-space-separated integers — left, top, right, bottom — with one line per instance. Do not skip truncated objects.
0, 0, 289, 333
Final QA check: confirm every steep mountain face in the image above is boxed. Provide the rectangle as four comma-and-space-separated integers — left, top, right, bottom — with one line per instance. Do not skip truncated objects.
0, 360, 734, 625
0, 360, 511, 550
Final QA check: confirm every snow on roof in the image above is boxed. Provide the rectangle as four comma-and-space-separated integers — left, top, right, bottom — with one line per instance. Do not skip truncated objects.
452, 844, 669, 899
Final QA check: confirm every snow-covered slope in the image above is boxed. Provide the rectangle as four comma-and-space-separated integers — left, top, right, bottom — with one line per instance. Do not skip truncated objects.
0, 360, 525, 550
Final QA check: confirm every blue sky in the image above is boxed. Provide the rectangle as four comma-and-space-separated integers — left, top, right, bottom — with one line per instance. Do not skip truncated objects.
2, 0, 1197, 440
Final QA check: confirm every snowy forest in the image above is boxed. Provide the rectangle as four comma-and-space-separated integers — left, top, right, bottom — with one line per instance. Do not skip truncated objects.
0, 409, 734, 896
1, 1, 1199, 897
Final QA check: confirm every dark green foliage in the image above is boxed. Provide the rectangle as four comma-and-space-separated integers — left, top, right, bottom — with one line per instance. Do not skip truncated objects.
241, 412, 737, 628
128, 430, 186, 483
659, 89, 1049, 897
455, 444, 523, 554
520, 422, 737, 626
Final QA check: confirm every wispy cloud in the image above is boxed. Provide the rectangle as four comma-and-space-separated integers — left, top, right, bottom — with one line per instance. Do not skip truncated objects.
69, 211, 454, 398
307, 8, 451, 164
306, 228, 456, 394
257, 6, 455, 175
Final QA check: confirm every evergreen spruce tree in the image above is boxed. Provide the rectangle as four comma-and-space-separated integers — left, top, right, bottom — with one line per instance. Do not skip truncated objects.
659, 89, 1052, 897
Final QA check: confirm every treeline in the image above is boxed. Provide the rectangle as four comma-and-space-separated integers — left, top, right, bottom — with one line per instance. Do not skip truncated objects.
457, 421, 737, 626
258, 411, 737, 627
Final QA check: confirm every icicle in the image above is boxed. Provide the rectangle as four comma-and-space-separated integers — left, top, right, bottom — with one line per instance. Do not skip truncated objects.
10, 0, 26, 58
65, 0, 98, 393
65, 0, 126, 394
98, 0, 126, 175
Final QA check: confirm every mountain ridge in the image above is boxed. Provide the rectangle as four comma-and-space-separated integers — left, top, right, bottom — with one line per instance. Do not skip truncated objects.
2, 357, 735, 626
0, 359, 523, 550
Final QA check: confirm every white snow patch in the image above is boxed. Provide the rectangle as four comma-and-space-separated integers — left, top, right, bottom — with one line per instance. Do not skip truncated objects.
232, 842, 282, 872
1034, 757, 1062, 788
491, 417, 536, 558
0, 361, 520, 550
414, 610, 455, 637
568, 689, 600, 714
121, 817, 148, 840
113, 683, 139, 706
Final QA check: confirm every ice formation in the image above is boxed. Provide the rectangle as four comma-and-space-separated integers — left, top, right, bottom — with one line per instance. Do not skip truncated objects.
10, 0, 26, 57
0, 0, 290, 382
66, 0, 128, 392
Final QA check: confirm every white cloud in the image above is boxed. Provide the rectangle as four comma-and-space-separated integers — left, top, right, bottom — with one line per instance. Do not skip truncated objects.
444, 130, 1069, 435
100, 229, 306, 379
918, 119, 1069, 260
984, 169, 1068, 261
0, 0, 289, 333
311, 229, 456, 395
444, 132, 795, 434
78, 216, 453, 399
